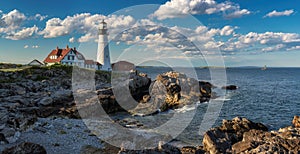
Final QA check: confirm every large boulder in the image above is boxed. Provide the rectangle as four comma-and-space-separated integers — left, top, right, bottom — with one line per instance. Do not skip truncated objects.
129, 71, 211, 115
111, 70, 151, 111
292, 115, 300, 128
221, 85, 238, 90
198, 81, 213, 103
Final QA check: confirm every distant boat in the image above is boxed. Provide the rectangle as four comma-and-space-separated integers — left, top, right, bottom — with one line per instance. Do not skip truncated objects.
261, 65, 267, 70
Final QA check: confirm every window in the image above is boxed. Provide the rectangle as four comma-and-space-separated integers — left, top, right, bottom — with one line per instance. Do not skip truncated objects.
68, 56, 70, 60
72, 56, 74, 60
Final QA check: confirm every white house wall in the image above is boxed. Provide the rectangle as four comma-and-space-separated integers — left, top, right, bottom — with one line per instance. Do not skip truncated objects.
61, 51, 84, 67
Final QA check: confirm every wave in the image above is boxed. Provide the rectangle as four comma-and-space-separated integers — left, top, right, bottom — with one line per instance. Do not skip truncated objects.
174, 104, 197, 113
212, 96, 231, 101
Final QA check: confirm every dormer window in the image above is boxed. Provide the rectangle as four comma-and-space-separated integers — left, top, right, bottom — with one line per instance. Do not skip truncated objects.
50, 55, 57, 59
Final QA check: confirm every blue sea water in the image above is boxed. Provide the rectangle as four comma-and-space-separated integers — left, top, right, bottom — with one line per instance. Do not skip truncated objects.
120, 67, 300, 145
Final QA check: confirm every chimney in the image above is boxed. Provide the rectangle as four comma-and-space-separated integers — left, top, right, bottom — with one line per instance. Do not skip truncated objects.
56, 46, 59, 51
66, 45, 69, 49
74, 47, 76, 51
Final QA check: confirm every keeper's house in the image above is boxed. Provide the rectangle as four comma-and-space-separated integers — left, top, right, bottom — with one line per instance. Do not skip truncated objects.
44, 45, 102, 70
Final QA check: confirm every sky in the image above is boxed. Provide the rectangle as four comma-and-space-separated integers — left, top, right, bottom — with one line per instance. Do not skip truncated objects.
0, 0, 300, 67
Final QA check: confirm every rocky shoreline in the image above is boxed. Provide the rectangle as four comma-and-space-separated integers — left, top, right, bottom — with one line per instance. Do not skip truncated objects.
0, 65, 299, 153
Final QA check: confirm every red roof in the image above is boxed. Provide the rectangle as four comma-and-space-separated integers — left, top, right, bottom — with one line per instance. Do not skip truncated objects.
44, 48, 85, 63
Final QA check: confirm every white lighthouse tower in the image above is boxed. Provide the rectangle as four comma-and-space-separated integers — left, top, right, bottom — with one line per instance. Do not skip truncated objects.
97, 20, 111, 71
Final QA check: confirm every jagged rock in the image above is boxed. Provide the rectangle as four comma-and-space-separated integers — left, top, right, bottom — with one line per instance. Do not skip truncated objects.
0, 89, 10, 98
110, 70, 151, 111
221, 85, 238, 90
2, 142, 47, 154
38, 97, 53, 106
293, 115, 300, 128
80, 144, 120, 154
128, 71, 212, 116
180, 146, 205, 154
198, 81, 212, 103
119, 142, 182, 154
141, 95, 151, 103
202, 117, 268, 153
51, 90, 73, 103
0, 133, 9, 144
232, 128, 300, 153
203, 117, 300, 153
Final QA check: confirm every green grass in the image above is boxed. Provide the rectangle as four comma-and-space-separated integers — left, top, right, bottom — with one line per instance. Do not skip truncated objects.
0, 63, 112, 83
0, 66, 31, 72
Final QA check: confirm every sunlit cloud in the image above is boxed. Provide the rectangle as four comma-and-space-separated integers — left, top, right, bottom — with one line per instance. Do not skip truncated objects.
264, 9, 294, 18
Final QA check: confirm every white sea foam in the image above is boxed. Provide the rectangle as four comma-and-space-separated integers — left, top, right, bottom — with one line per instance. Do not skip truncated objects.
174, 104, 197, 113
213, 96, 231, 101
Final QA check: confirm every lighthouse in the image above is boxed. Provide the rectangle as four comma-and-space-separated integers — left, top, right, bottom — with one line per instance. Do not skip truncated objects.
97, 20, 111, 71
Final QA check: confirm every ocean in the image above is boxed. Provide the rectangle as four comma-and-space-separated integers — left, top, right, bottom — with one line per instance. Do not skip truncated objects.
115, 67, 300, 145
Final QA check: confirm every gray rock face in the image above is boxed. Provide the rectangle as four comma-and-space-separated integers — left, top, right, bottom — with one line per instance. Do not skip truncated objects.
0, 133, 9, 144
38, 97, 53, 106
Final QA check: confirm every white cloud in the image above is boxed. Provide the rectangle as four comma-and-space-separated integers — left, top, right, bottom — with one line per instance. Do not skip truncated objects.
69, 37, 76, 43
224, 9, 251, 19
111, 24, 239, 57
32, 45, 39, 48
0, 9, 39, 40
5, 25, 38, 40
264, 9, 294, 18
220, 31, 300, 53
0, 9, 27, 34
24, 45, 29, 48
1, 9, 26, 27
220, 26, 235, 36
262, 44, 285, 52
40, 13, 136, 40
151, 0, 251, 20
287, 46, 300, 51
34, 14, 48, 21
78, 33, 96, 43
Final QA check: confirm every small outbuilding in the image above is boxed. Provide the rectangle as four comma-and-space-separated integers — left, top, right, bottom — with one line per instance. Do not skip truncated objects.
112, 61, 135, 71
28, 59, 44, 66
